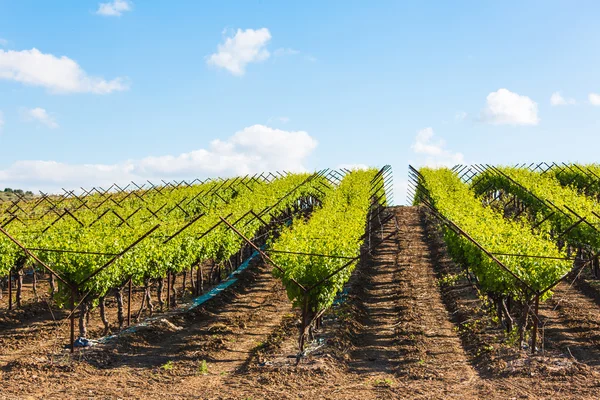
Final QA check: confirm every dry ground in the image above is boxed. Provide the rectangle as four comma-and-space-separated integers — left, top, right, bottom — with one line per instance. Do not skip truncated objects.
1, 206, 600, 399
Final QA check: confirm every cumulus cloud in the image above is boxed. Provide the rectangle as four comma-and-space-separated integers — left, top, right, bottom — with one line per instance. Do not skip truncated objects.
273, 48, 300, 57
96, 0, 132, 17
411, 127, 464, 167
26, 107, 59, 129
589, 93, 600, 106
0, 48, 129, 94
267, 116, 290, 124
550, 92, 576, 106
336, 164, 369, 171
0, 124, 318, 193
207, 28, 271, 76
455, 111, 467, 121
481, 88, 539, 125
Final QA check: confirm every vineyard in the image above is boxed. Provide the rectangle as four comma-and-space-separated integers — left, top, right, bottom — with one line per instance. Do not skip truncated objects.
1, 163, 600, 399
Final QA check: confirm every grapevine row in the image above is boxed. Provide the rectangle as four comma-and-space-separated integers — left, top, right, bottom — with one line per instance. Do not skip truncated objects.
472, 167, 600, 252
266, 168, 386, 351
414, 167, 571, 348
0, 172, 329, 344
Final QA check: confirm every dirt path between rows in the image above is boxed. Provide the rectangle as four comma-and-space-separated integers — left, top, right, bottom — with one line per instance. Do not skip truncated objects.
346, 206, 480, 398
348, 207, 402, 374
392, 207, 479, 386
539, 281, 600, 365
104, 262, 293, 374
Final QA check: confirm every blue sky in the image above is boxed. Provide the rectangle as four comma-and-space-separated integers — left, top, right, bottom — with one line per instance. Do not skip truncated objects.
0, 1, 599, 203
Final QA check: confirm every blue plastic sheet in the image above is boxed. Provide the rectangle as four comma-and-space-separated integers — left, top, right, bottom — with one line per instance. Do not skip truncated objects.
96, 247, 262, 344
188, 249, 260, 309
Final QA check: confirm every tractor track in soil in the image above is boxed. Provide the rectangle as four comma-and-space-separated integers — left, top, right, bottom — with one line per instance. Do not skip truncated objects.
538, 282, 600, 365
347, 206, 481, 397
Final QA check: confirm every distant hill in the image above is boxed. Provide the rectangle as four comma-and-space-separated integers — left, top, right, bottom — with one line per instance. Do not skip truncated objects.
0, 188, 36, 203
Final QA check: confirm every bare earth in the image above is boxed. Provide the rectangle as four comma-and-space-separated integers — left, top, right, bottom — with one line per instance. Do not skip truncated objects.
1, 206, 600, 399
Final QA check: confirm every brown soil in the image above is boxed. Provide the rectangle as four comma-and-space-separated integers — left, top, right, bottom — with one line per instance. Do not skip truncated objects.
0, 271, 207, 359
538, 282, 600, 365
421, 206, 600, 397
0, 259, 296, 399
574, 270, 600, 307
1, 206, 600, 399
0, 275, 62, 326
341, 206, 480, 398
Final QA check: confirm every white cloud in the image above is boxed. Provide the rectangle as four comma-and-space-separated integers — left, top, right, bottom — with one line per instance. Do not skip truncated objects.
0, 48, 129, 94
274, 48, 300, 57
207, 28, 271, 76
26, 107, 59, 129
0, 111, 4, 131
411, 127, 464, 167
589, 93, 600, 106
336, 164, 369, 171
0, 124, 318, 193
550, 91, 576, 106
455, 111, 467, 121
481, 88, 539, 125
96, 0, 132, 17
267, 116, 290, 124
0, 39, 8, 47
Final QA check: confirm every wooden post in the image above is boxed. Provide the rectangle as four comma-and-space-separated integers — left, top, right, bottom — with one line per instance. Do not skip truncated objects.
200, 264, 204, 294
127, 278, 132, 326
171, 272, 176, 307
531, 294, 540, 354
70, 287, 76, 353
166, 270, 171, 310
8, 269, 12, 311
195, 264, 201, 296
32, 265, 38, 300
190, 265, 195, 292
299, 295, 309, 353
